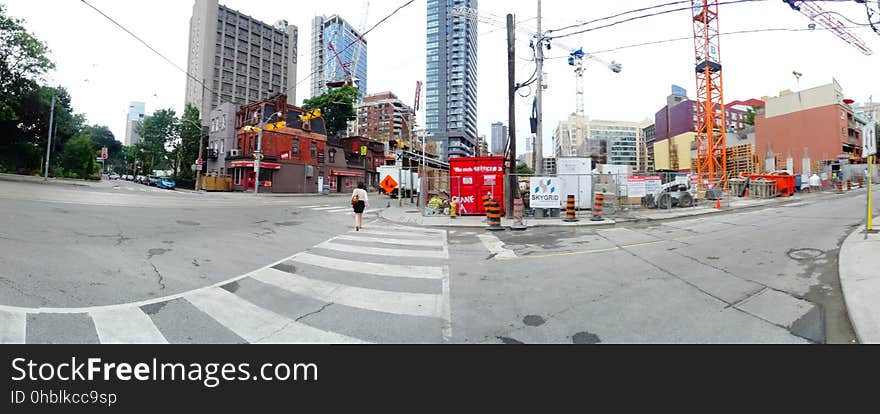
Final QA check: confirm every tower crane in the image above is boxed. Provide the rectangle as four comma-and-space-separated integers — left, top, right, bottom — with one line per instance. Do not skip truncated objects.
783, 0, 872, 55
325, 41, 354, 88
692, 0, 728, 189
450, 7, 623, 116
350, 1, 370, 92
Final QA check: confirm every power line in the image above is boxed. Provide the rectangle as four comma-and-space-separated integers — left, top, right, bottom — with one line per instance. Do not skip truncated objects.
293, 0, 416, 92
79, 0, 216, 97
546, 1, 692, 34
547, 0, 769, 41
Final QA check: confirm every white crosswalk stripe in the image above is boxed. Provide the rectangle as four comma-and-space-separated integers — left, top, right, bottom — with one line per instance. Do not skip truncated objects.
185, 287, 367, 344
357, 228, 442, 238
0, 310, 26, 344
292, 252, 444, 280
90, 307, 168, 344
334, 234, 446, 247
316, 240, 448, 259
252, 268, 445, 318
312, 206, 347, 211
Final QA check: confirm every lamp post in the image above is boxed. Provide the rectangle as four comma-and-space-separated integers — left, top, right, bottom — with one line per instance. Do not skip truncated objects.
251, 110, 283, 195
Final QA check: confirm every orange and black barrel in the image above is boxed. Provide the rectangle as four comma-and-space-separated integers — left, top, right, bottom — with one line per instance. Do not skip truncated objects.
563, 195, 578, 222
511, 198, 527, 230
486, 198, 504, 231
591, 193, 605, 222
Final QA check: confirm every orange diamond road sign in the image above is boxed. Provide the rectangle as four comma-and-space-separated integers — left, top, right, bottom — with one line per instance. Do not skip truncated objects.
381, 175, 398, 194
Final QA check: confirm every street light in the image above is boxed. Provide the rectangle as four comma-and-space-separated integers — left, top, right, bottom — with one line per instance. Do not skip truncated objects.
245, 110, 283, 194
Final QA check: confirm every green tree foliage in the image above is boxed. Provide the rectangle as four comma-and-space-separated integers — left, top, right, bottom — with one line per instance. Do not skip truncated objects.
0, 4, 54, 121
175, 104, 202, 180
85, 125, 120, 165
60, 133, 94, 179
302, 85, 360, 136
744, 105, 764, 127
136, 108, 178, 172
516, 163, 534, 175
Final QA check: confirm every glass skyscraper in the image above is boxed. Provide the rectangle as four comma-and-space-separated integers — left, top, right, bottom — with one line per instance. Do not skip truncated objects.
311, 15, 367, 99
426, 0, 478, 160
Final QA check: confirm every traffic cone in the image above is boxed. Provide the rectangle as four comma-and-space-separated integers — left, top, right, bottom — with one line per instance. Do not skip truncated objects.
715, 199, 721, 209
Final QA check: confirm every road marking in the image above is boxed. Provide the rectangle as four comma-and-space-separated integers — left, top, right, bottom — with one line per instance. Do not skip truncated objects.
356, 228, 440, 238
312, 206, 347, 211
90, 307, 168, 344
381, 225, 447, 236
495, 240, 670, 261
292, 252, 444, 280
297, 205, 327, 209
317, 240, 448, 259
335, 234, 446, 247
478, 234, 518, 259
252, 268, 444, 318
0, 310, 26, 344
185, 287, 367, 344
441, 267, 452, 342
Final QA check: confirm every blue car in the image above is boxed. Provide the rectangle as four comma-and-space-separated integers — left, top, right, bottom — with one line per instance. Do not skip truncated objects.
156, 177, 176, 190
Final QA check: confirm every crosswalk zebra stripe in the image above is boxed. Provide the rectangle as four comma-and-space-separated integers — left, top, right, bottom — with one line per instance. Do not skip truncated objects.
317, 240, 448, 259
381, 225, 447, 236
252, 268, 444, 318
297, 205, 326, 209
356, 229, 442, 238
292, 252, 444, 280
0, 310, 26, 344
90, 307, 168, 344
312, 206, 347, 211
185, 287, 367, 344
334, 234, 446, 247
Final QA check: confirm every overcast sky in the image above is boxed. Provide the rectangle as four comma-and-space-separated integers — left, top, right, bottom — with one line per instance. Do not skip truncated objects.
6, 0, 880, 156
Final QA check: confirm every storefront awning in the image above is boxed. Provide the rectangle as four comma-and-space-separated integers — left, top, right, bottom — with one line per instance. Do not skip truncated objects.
331, 169, 364, 177
231, 161, 282, 170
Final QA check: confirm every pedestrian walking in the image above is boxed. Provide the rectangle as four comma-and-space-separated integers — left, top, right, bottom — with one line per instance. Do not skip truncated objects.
351, 182, 369, 231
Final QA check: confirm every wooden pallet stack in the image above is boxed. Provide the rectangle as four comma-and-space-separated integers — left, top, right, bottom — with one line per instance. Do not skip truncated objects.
725, 144, 756, 180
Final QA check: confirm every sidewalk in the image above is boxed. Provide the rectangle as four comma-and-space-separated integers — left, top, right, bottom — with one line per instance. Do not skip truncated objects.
377, 190, 845, 228
839, 215, 880, 344
0, 172, 92, 187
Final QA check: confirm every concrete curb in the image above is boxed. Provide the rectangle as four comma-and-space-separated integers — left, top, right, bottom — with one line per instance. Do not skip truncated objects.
838, 217, 880, 344
0, 173, 92, 187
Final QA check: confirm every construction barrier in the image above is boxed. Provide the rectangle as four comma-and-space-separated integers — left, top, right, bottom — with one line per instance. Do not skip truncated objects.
482, 194, 490, 223
847, 179, 852, 191
511, 198, 527, 230
486, 198, 504, 231
591, 193, 605, 222
859, 176, 865, 188
838, 179, 844, 193
563, 194, 578, 222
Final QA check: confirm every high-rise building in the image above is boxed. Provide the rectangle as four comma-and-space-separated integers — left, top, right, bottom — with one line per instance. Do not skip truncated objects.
426, 0, 479, 160
641, 123, 656, 172
185, 0, 298, 122
356, 92, 413, 142
124, 102, 146, 146
311, 15, 367, 99
552, 113, 642, 167
490, 122, 508, 156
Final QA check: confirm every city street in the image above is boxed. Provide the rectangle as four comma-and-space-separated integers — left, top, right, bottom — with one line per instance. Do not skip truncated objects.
0, 178, 870, 343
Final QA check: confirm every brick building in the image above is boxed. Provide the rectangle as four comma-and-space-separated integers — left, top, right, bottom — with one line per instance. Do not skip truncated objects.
356, 91, 414, 143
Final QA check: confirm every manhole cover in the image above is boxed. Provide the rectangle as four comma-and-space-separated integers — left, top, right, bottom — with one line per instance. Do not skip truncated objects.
787, 248, 824, 260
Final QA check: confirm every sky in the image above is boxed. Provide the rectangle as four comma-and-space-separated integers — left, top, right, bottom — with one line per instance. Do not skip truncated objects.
6, 0, 880, 157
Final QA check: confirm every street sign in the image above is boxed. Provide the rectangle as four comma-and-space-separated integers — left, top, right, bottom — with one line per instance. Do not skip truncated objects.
863, 122, 877, 157
196, 158, 203, 165
360, 146, 367, 156
529, 177, 561, 208
101, 147, 108, 159
381, 175, 398, 194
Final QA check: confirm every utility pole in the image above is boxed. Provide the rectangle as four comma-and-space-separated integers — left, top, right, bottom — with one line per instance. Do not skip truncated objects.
44, 95, 56, 181
534, 0, 544, 177
506, 13, 517, 217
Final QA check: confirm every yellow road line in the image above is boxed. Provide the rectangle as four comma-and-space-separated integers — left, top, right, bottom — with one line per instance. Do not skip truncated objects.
496, 240, 668, 261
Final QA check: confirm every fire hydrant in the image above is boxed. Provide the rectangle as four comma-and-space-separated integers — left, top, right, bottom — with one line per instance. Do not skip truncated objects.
449, 201, 458, 219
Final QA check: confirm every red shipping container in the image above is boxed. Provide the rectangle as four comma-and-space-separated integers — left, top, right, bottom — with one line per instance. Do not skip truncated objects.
449, 157, 506, 216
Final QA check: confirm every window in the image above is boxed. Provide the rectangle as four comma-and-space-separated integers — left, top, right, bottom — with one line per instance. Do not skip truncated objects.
842, 127, 846, 137
292, 139, 299, 155
310, 142, 317, 158
329, 149, 336, 163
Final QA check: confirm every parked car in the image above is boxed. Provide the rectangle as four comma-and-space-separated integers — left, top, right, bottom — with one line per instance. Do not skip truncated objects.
135, 175, 146, 184
125, 175, 134, 181
108, 173, 120, 180
156, 177, 176, 190
147, 176, 159, 186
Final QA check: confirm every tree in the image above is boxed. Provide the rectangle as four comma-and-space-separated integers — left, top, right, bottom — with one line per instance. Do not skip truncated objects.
86, 125, 121, 165
0, 4, 54, 122
60, 133, 94, 179
516, 163, 534, 175
136, 109, 178, 173
176, 104, 202, 180
744, 104, 764, 126
302, 85, 360, 136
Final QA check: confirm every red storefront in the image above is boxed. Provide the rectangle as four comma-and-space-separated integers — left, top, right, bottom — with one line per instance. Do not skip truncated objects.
449, 156, 506, 216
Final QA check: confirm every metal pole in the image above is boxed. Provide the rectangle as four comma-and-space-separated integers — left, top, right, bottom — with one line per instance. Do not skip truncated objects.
195, 127, 205, 191
44, 95, 56, 180
869, 154, 874, 233
254, 124, 263, 195
534, 0, 544, 177
506, 14, 517, 218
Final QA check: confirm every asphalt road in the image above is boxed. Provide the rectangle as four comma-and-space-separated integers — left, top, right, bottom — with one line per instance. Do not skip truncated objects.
0, 177, 869, 343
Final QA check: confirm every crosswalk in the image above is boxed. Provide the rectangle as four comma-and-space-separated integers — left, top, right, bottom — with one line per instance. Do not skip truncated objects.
1, 224, 451, 344
296, 204, 381, 217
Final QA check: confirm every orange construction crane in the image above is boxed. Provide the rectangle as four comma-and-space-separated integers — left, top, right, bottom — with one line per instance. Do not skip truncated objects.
783, 0, 872, 55
692, 0, 727, 189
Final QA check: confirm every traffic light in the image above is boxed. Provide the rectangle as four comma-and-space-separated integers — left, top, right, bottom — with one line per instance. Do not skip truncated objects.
266, 121, 287, 131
